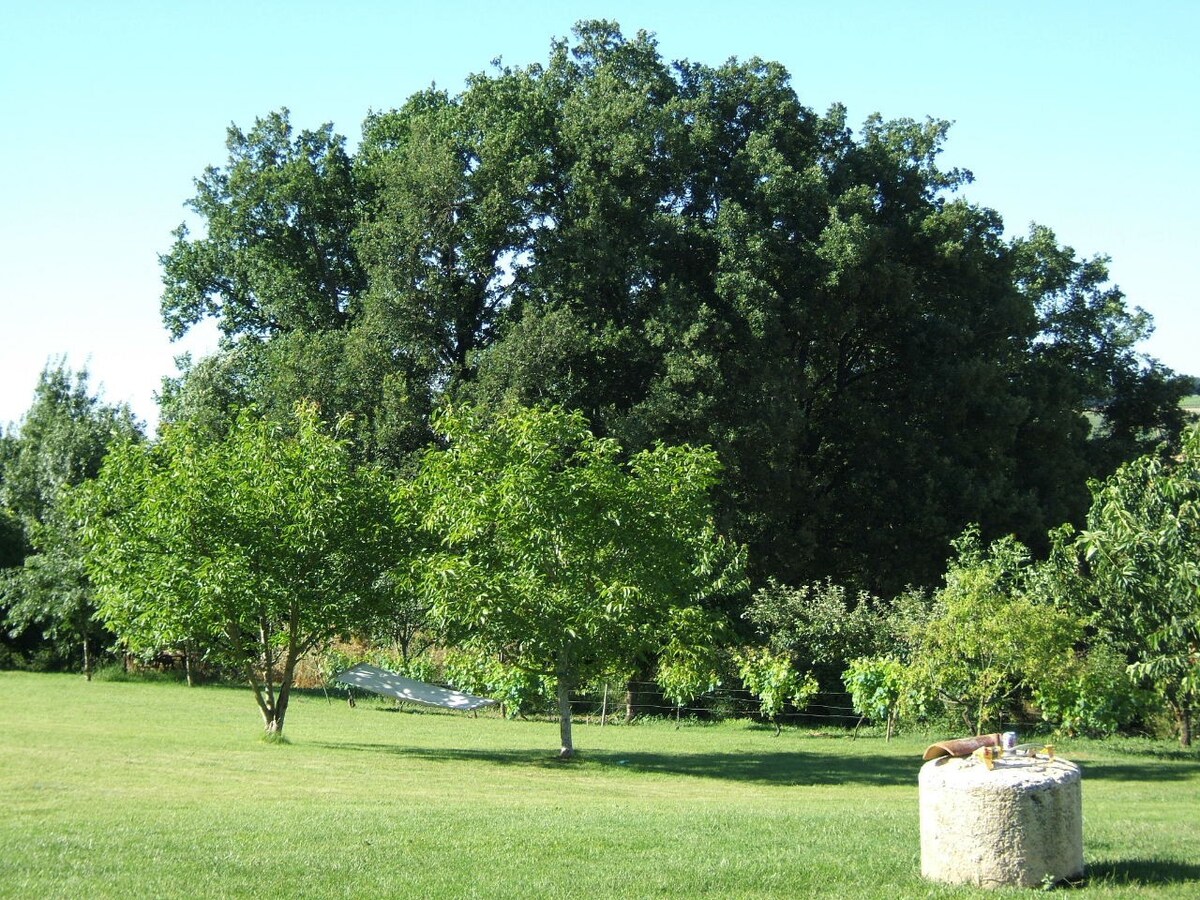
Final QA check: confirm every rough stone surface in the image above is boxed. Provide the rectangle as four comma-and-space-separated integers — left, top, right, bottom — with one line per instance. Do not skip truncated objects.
919, 755, 1083, 888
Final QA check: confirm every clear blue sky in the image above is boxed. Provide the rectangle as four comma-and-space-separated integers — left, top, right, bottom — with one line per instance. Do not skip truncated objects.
2, 1, 1196, 430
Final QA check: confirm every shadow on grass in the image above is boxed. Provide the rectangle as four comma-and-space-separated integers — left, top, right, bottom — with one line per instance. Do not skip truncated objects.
1075, 761, 1200, 782
1086, 858, 1200, 887
312, 741, 917, 787
1100, 745, 1200, 763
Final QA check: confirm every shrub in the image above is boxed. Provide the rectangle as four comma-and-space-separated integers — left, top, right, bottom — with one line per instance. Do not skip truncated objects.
443, 649, 554, 718
1033, 644, 1158, 737
902, 528, 1080, 733
744, 579, 889, 690
843, 656, 904, 740
735, 646, 818, 734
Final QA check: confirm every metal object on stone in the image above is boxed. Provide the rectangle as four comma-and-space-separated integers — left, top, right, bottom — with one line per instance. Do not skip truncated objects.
971, 745, 1000, 770
922, 732, 1002, 760
1012, 742, 1055, 759
918, 752, 1084, 889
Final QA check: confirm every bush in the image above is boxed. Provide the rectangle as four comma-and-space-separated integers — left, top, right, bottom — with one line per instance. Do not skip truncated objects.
442, 649, 554, 718
744, 579, 889, 690
735, 646, 818, 734
1034, 644, 1158, 737
902, 528, 1081, 733
316, 646, 359, 688
843, 656, 904, 740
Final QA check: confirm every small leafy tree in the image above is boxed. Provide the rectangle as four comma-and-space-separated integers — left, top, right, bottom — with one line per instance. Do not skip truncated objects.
79, 405, 399, 736
903, 528, 1080, 734
1060, 424, 1200, 745
0, 518, 106, 677
736, 647, 819, 735
443, 648, 555, 719
656, 617, 726, 718
408, 404, 746, 757
843, 656, 905, 741
360, 571, 434, 666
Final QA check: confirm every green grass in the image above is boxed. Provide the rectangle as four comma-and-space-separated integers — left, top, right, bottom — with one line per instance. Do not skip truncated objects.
1, 673, 1198, 898
1182, 395, 1200, 416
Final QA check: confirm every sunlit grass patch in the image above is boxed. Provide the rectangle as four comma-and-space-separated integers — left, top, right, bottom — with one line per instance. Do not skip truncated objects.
1, 672, 1197, 898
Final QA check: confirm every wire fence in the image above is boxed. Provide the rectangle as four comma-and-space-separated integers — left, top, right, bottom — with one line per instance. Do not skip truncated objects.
334, 674, 1054, 734
560, 679, 862, 724
590, 680, 1048, 734
565, 681, 1050, 733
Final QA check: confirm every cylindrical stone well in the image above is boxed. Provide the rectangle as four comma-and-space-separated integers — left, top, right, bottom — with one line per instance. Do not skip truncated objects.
919, 755, 1083, 888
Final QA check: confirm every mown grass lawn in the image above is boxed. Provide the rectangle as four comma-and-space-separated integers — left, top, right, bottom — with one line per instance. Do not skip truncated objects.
1, 672, 1197, 899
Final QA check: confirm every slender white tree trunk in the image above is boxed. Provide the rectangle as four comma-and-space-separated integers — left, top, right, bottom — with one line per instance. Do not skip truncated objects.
557, 674, 574, 758
184, 640, 194, 687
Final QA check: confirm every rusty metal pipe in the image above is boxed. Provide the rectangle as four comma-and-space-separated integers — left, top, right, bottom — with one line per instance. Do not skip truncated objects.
923, 733, 1002, 761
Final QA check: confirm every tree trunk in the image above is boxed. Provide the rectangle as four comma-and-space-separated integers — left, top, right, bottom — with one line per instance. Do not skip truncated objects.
623, 662, 654, 722
246, 662, 282, 737
180, 643, 192, 691
258, 674, 288, 738
557, 672, 574, 758
1180, 703, 1193, 748
181, 643, 193, 691
263, 709, 284, 736
274, 677, 293, 735
81, 634, 92, 681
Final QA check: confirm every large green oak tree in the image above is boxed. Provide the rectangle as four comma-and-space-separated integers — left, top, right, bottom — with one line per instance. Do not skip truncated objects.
159, 21, 1189, 594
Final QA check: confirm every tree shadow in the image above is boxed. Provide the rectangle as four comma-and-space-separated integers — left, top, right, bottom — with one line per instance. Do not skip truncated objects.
1100, 745, 1199, 763
314, 735, 1200, 787
1074, 761, 1200, 782
312, 741, 918, 787
590, 748, 915, 786
1085, 858, 1200, 887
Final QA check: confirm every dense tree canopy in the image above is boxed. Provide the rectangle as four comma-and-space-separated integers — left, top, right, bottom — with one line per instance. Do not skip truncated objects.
159, 20, 1188, 593
0, 365, 141, 674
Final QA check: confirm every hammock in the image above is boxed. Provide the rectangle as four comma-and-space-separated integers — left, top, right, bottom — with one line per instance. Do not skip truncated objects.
334, 662, 496, 712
